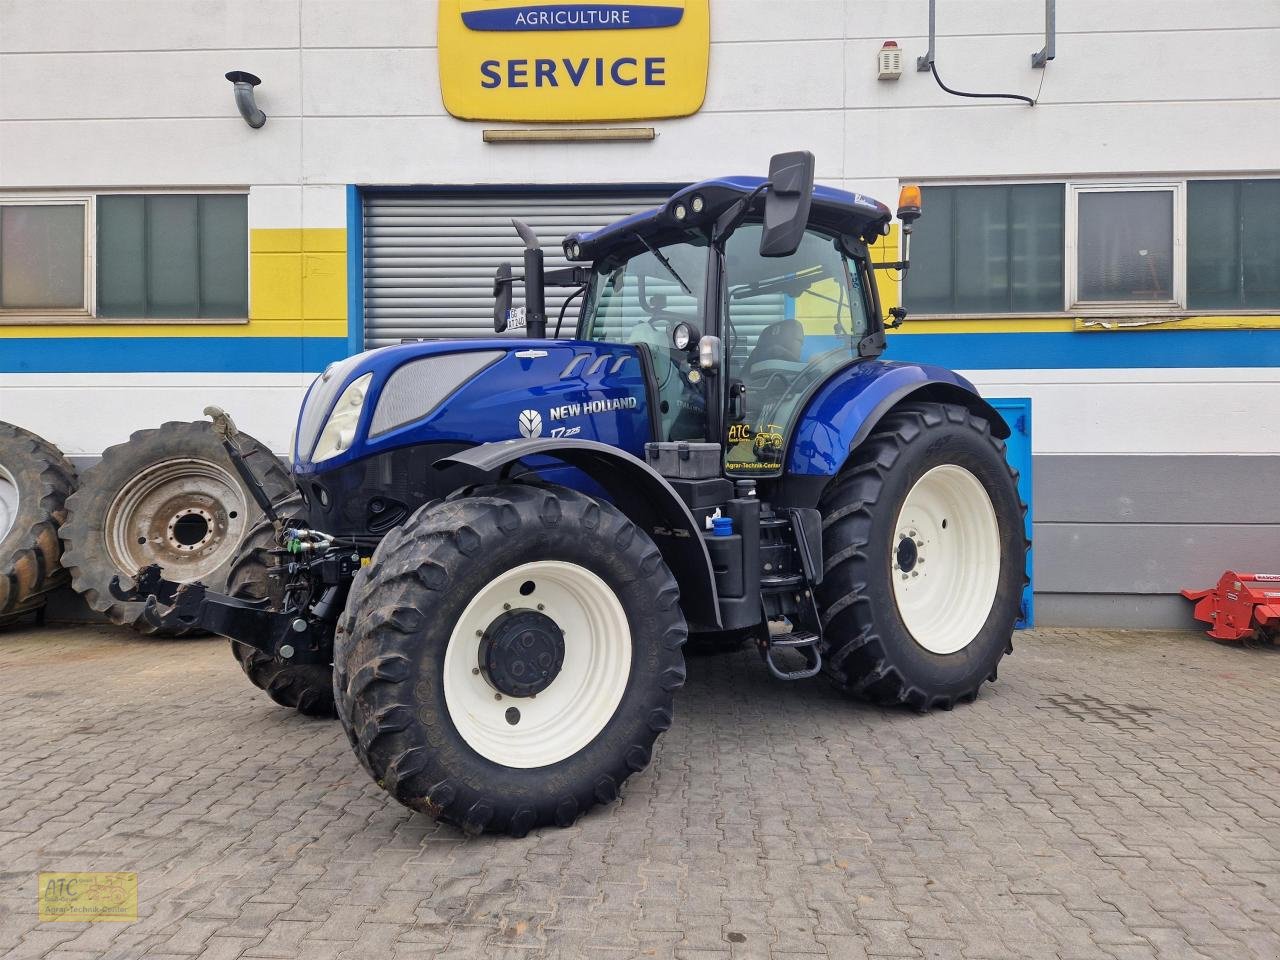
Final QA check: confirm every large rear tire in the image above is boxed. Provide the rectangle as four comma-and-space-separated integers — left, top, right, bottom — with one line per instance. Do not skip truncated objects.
226, 492, 336, 717
334, 483, 687, 835
62, 421, 295, 635
0, 423, 77, 628
817, 402, 1027, 710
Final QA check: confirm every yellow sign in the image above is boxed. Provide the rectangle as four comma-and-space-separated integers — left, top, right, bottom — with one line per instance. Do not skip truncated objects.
438, 0, 710, 121
39, 872, 138, 922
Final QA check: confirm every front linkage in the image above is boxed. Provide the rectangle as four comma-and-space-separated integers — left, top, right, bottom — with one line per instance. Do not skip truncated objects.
108, 409, 358, 666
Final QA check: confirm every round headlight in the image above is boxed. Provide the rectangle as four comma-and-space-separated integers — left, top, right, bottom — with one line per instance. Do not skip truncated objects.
570, 241, 581, 258
673, 203, 687, 221
672, 322, 693, 351
691, 194, 705, 214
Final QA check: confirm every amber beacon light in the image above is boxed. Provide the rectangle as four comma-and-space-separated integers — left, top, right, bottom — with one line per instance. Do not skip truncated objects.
896, 184, 923, 227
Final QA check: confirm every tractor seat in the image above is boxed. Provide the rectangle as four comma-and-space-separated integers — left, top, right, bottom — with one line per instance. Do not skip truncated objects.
743, 318, 805, 386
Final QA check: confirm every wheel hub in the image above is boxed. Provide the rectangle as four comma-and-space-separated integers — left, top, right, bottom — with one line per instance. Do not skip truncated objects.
481, 609, 566, 698
895, 534, 919, 573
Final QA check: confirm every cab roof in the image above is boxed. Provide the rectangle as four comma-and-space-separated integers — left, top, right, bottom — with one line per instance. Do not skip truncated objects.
564, 176, 893, 264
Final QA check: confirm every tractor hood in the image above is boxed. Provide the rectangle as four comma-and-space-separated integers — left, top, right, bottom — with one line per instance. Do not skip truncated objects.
291, 338, 653, 476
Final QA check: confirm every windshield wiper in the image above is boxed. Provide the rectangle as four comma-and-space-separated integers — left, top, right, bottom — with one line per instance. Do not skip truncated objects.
634, 234, 693, 296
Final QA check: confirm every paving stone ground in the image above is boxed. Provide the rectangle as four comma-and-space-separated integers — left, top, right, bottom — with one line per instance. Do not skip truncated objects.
1, 623, 1278, 960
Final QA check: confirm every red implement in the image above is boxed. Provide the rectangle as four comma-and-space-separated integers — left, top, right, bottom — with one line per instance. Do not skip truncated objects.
1182, 570, 1280, 643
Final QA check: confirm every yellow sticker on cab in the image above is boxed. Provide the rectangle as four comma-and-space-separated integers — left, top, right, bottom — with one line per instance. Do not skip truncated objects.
39, 872, 138, 922
438, 0, 710, 121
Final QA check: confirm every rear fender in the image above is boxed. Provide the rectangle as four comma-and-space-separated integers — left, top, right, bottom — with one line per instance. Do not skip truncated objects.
787, 361, 1009, 478
436, 439, 721, 629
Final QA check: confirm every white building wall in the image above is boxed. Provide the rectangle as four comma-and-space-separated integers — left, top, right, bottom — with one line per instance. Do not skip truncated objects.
3, 1, 1277, 192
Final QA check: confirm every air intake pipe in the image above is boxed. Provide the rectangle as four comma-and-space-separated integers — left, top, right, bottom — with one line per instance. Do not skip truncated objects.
225, 71, 267, 129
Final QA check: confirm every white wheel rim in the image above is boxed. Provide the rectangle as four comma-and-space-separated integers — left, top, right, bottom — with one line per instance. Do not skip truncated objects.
443, 560, 632, 769
0, 463, 18, 541
891, 464, 1001, 655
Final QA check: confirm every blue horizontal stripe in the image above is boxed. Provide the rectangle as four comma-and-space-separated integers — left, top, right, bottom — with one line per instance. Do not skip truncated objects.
3, 329, 1280, 374
885, 329, 1280, 369
0, 337, 350, 373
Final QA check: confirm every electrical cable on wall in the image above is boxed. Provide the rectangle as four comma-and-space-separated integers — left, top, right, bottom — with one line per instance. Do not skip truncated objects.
927, 61, 1036, 107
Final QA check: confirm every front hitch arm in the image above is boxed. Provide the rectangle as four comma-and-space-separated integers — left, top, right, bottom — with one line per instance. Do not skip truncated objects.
108, 564, 327, 663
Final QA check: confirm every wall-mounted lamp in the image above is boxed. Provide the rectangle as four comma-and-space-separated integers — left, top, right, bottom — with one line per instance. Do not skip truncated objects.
225, 71, 267, 129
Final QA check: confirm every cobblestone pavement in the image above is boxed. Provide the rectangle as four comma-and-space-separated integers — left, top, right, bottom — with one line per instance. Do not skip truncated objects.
1, 624, 1278, 960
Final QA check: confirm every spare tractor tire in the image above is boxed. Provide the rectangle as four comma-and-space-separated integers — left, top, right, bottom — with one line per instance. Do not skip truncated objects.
0, 422, 77, 628
61, 420, 294, 635
227, 491, 336, 717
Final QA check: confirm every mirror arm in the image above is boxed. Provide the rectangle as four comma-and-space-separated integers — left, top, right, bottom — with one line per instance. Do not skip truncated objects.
712, 183, 769, 245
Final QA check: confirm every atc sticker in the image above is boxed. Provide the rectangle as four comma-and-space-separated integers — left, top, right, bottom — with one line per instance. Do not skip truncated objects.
39, 872, 138, 922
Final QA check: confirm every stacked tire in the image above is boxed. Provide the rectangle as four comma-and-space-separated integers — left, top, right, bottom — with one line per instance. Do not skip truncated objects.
61, 420, 294, 635
0, 423, 77, 627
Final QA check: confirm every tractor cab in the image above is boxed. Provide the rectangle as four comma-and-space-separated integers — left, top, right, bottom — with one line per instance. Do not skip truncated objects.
496, 151, 916, 484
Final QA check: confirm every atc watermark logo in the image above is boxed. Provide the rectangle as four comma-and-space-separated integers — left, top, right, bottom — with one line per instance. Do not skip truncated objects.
39, 872, 138, 922
439, 0, 709, 122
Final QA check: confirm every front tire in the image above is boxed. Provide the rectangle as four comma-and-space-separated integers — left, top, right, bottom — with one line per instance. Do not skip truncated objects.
817, 402, 1027, 710
227, 492, 336, 718
334, 483, 687, 835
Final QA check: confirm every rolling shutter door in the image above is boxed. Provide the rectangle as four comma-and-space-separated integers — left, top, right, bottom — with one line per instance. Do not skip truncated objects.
362, 189, 673, 348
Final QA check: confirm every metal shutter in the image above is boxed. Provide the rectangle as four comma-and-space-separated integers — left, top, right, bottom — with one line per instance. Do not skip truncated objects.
362, 189, 674, 348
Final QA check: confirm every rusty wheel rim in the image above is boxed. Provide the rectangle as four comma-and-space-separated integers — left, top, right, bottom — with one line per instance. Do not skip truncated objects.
104, 458, 248, 584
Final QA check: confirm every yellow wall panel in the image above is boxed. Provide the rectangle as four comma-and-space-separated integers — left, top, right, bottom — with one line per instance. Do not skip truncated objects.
250, 228, 303, 253
250, 252, 304, 321
302, 253, 348, 321
302, 228, 347, 253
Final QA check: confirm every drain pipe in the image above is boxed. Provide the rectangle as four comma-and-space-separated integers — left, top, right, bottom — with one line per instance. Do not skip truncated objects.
225, 71, 267, 129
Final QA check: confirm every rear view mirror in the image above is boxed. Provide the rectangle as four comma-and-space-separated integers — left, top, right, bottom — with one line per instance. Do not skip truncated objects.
492, 262, 513, 332
759, 150, 815, 258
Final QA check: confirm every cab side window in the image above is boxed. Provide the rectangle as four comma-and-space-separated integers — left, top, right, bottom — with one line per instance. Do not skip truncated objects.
583, 241, 709, 441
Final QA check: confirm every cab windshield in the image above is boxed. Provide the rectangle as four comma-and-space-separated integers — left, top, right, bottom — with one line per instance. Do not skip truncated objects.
724, 224, 868, 476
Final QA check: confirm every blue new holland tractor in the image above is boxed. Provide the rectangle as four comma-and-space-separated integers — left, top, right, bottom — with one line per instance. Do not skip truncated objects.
114, 152, 1027, 834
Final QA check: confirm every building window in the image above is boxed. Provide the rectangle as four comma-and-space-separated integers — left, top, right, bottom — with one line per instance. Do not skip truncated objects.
1072, 186, 1178, 306
1188, 180, 1280, 310
97, 194, 248, 319
0, 200, 89, 312
905, 184, 1064, 315
0, 192, 246, 321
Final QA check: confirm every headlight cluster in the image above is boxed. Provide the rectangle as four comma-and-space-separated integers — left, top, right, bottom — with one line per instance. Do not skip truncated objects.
311, 373, 372, 463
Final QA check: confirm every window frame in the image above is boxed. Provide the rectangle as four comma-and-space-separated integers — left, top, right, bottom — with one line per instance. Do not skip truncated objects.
906, 175, 1279, 320
0, 188, 250, 326
0, 195, 94, 319
1067, 181, 1184, 314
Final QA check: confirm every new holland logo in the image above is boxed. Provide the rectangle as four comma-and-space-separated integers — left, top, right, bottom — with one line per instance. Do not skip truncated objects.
518, 409, 543, 438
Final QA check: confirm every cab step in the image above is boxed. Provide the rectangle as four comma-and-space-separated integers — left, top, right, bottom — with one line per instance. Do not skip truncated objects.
757, 626, 823, 681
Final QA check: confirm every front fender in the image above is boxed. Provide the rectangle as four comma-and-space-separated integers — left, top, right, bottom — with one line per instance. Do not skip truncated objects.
436, 438, 721, 629
787, 360, 1009, 477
